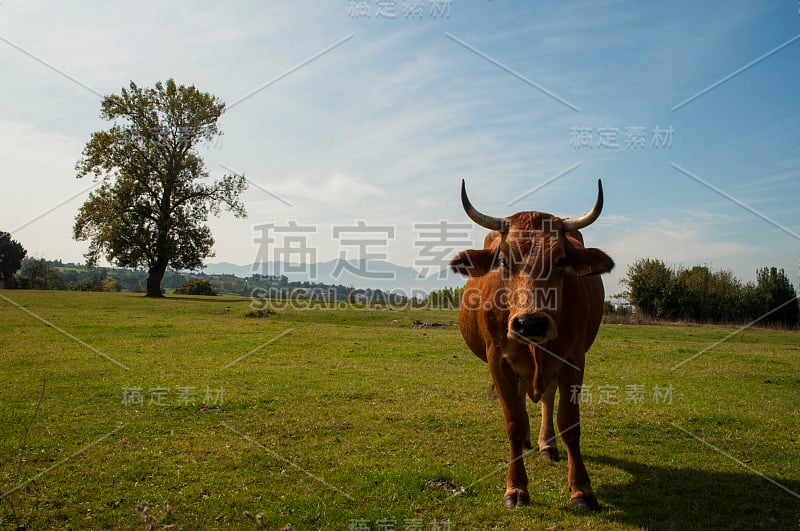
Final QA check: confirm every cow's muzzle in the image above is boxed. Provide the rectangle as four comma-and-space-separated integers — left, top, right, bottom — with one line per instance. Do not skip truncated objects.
509, 313, 556, 343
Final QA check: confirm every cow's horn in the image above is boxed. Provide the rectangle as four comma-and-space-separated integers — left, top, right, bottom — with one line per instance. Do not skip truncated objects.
461, 180, 505, 232
561, 179, 604, 232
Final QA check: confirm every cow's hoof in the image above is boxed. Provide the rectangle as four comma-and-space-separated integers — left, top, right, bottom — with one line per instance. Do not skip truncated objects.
503, 489, 530, 508
570, 494, 601, 512
537, 446, 559, 462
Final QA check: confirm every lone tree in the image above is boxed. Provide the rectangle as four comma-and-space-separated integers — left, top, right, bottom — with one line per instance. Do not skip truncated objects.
73, 79, 247, 297
0, 232, 27, 288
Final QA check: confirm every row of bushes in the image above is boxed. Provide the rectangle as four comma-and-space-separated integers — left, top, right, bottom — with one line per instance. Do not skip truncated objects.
623, 259, 798, 326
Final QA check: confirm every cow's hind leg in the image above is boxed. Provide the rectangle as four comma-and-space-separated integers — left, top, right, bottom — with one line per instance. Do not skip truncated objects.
489, 350, 530, 508
536, 380, 559, 461
557, 377, 601, 512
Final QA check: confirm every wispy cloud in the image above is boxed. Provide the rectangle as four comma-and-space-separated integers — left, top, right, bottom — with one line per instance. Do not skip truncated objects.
0, 1, 796, 286
612, 219, 756, 261
599, 217, 761, 292
271, 173, 387, 207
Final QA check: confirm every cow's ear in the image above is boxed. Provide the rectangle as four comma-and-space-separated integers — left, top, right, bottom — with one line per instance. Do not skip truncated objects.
450, 249, 496, 277
564, 247, 614, 277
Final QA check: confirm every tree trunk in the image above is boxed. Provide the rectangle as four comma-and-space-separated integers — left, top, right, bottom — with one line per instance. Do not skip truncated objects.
145, 262, 168, 297
145, 184, 173, 298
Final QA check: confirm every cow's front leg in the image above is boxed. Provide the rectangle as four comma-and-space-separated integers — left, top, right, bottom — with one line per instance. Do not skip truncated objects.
489, 351, 530, 508
557, 376, 601, 512
537, 379, 559, 461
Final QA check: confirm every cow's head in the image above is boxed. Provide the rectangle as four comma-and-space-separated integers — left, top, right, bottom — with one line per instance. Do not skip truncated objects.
450, 180, 614, 344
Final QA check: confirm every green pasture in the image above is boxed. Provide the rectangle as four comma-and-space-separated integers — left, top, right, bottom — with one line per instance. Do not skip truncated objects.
1, 291, 799, 529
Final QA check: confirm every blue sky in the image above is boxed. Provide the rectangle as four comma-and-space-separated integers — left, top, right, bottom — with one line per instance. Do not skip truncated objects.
1, 0, 798, 294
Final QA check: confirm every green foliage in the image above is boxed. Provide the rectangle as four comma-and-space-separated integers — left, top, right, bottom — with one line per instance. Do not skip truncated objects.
754, 266, 799, 326
426, 286, 465, 308
624, 259, 798, 326
18, 257, 64, 290
174, 278, 218, 296
0, 231, 27, 285
100, 278, 120, 292
623, 258, 676, 319
72, 79, 247, 296
58, 263, 123, 292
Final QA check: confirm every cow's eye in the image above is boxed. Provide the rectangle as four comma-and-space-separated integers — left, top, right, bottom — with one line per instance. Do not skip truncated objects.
555, 257, 568, 269
498, 256, 509, 269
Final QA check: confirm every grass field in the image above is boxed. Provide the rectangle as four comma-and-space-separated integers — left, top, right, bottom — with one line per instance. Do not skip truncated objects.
1, 291, 799, 530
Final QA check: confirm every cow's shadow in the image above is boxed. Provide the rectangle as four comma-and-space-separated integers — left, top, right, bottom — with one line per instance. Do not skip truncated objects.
588, 455, 800, 529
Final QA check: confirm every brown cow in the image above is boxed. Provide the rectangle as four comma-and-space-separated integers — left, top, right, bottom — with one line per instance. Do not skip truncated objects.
450, 179, 613, 511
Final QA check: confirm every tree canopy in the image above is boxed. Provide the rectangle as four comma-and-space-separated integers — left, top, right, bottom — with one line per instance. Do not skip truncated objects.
0, 232, 27, 287
73, 79, 247, 297
19, 257, 64, 290
623, 258, 799, 326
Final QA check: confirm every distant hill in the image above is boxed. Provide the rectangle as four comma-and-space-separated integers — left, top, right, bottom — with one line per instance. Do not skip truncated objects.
201, 259, 464, 295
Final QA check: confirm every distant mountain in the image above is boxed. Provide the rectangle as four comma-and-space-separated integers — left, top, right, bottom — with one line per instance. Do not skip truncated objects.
201, 259, 464, 294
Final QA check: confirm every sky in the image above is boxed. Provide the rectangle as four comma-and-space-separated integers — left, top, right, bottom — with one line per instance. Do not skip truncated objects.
1, 0, 799, 295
